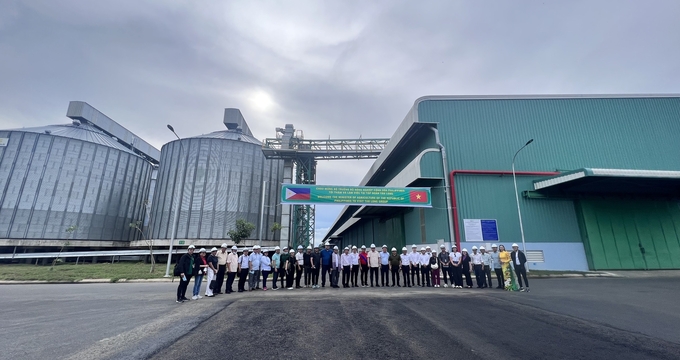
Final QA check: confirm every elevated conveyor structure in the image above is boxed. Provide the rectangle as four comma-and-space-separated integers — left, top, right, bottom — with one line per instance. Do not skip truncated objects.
262, 124, 389, 249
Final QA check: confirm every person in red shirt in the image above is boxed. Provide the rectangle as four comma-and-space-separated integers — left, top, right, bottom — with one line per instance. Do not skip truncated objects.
359, 245, 369, 287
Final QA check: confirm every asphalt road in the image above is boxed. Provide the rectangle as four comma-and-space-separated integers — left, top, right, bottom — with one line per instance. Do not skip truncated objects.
2, 277, 680, 360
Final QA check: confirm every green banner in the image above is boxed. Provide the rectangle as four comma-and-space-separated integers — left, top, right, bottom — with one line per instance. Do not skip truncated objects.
281, 184, 432, 207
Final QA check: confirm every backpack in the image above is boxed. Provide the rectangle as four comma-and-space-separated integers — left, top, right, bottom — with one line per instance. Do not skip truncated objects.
173, 261, 182, 276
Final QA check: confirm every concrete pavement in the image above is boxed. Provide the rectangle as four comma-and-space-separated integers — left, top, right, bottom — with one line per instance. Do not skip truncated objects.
2, 277, 680, 359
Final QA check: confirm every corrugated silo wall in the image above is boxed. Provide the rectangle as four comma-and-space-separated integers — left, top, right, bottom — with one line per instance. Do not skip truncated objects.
150, 138, 283, 240
0, 131, 153, 241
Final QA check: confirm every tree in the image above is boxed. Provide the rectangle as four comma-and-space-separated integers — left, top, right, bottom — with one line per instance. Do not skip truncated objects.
270, 222, 281, 236
51, 225, 76, 270
228, 219, 255, 244
130, 220, 155, 273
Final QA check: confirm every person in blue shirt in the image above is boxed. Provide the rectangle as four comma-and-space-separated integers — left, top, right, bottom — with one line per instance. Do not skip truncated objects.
320, 242, 333, 288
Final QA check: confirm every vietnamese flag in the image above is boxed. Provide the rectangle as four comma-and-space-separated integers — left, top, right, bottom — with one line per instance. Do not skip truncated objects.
409, 190, 428, 203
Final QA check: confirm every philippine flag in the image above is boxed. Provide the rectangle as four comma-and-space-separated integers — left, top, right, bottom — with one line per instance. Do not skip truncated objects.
409, 190, 428, 203
285, 187, 311, 201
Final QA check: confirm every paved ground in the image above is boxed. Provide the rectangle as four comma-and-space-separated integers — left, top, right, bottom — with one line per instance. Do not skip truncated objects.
2, 277, 680, 360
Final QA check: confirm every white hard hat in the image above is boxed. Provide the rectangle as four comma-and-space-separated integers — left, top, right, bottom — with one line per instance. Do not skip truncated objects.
472, 246, 478, 250
231, 245, 238, 250
243, 248, 249, 252
199, 248, 206, 253
426, 246, 431, 249
221, 243, 228, 248
462, 248, 468, 252
352, 246, 357, 249
452, 244, 457, 248
361, 245, 366, 249
298, 245, 304, 249
382, 245, 387, 248
439, 244, 445, 248
370, 244, 376, 248
412, 244, 417, 248
391, 247, 397, 251
210, 247, 218, 252
188, 245, 195, 249
512, 243, 519, 247
333, 246, 339, 250
283, 247, 288, 250
275, 246, 281, 250
344, 247, 349, 250
313, 245, 319, 249
307, 245, 312, 250
402, 247, 407, 251
420, 247, 426, 251
479, 246, 485, 250
325, 242, 331, 246
253, 245, 260, 249
491, 244, 498, 248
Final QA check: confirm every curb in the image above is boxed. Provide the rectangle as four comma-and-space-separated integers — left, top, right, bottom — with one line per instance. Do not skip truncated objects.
0, 277, 175, 285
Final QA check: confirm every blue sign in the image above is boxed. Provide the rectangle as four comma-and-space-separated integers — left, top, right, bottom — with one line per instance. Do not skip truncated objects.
480, 220, 499, 241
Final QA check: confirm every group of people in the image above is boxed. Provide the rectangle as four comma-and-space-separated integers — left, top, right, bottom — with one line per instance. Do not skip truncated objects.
174, 242, 530, 303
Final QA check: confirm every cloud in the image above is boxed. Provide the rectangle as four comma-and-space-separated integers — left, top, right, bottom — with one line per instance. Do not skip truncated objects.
1, 0, 678, 241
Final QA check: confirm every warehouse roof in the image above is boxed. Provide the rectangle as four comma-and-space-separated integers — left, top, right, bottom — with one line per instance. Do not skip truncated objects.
533, 168, 680, 196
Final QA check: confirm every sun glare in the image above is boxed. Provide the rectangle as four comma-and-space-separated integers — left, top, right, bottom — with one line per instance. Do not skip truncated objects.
249, 90, 275, 112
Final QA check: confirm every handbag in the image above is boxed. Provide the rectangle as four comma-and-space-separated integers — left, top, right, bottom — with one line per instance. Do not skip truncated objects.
209, 280, 216, 290
431, 263, 439, 270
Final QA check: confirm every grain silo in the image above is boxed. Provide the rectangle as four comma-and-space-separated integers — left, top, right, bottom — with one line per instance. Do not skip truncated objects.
0, 101, 158, 247
150, 109, 283, 245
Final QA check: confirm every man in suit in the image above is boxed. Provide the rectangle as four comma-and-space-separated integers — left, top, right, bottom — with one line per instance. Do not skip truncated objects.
511, 243, 530, 292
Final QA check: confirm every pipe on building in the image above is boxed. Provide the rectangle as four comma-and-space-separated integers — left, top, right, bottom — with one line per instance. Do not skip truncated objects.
430, 127, 456, 250
449, 170, 560, 249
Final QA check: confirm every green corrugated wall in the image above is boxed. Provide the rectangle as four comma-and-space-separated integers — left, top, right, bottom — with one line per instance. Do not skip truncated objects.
578, 198, 680, 270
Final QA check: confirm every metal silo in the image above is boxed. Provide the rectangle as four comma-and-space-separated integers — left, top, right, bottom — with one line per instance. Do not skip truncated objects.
0, 120, 154, 244
150, 110, 283, 243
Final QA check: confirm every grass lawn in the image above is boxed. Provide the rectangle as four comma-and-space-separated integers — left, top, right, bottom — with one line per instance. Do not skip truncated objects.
0, 262, 168, 282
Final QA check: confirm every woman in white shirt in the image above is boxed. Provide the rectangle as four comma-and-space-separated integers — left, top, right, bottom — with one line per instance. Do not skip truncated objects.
261, 249, 272, 291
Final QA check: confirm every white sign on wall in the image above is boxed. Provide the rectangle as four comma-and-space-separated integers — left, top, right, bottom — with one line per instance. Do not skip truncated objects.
0, 138, 8, 147
463, 219, 499, 242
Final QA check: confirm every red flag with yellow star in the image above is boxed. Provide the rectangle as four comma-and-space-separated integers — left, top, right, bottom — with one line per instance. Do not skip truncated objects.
409, 190, 428, 203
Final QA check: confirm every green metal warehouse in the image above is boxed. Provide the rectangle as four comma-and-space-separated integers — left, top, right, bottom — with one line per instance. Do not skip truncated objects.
325, 95, 680, 271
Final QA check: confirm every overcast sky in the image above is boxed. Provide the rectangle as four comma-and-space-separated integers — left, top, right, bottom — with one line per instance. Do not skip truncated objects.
1, 0, 679, 242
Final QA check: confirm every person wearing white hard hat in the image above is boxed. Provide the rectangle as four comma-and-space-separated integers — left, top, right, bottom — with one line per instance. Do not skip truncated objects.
379, 245, 390, 287
430, 250, 440, 287
511, 243, 529, 292
320, 242, 334, 288
191, 248, 208, 300
285, 248, 297, 290
409, 245, 421, 286
368, 244, 380, 287
359, 245, 369, 287
237, 248, 250, 293
215, 243, 229, 294
480, 246, 493, 288
205, 248, 219, 297
449, 245, 463, 288
490, 244, 504, 289
303, 246, 313, 288
498, 245, 518, 291
388, 247, 401, 287
438, 245, 450, 287
247, 245, 264, 291
311, 245, 321, 288
460, 248, 473, 288
261, 249, 271, 291
419, 247, 431, 287
330, 246, 341, 288
175, 245, 195, 303
295, 245, 305, 289
225, 246, 239, 294
350, 246, 359, 287
471, 246, 485, 288
271, 246, 282, 290
278, 247, 289, 289
341, 247, 352, 288
400, 247, 411, 287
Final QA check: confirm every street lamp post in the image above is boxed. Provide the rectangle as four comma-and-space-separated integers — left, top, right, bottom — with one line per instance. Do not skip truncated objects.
512, 139, 534, 254
164, 124, 185, 277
